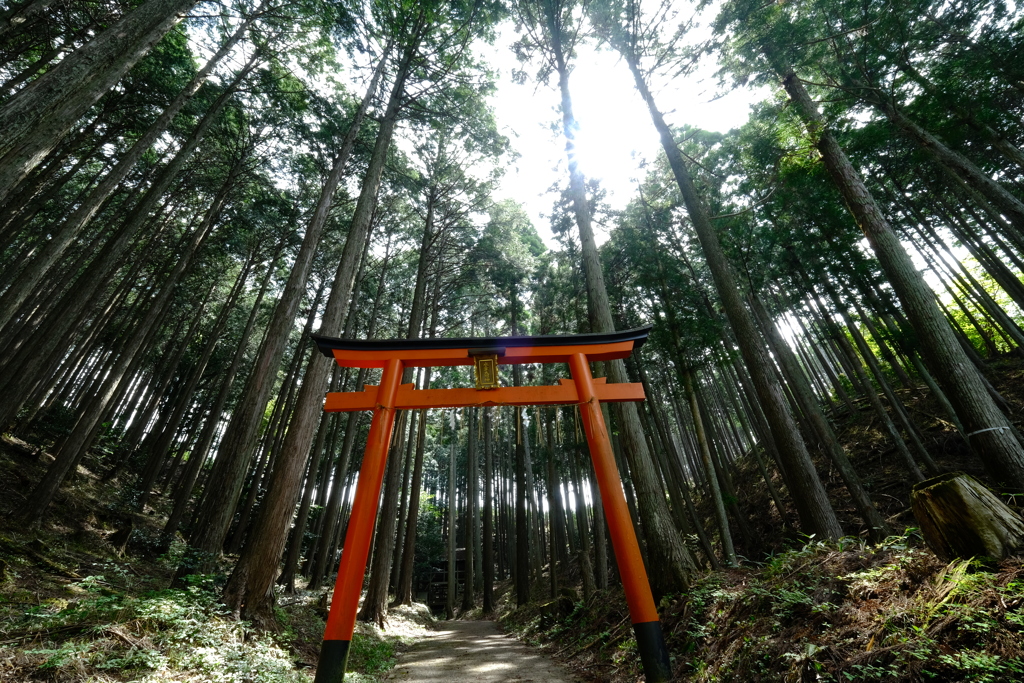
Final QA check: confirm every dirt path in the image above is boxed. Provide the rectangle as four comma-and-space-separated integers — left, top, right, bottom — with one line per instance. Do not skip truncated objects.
384, 620, 579, 682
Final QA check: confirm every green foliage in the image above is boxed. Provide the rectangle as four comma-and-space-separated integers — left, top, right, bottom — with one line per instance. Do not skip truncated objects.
16, 574, 309, 682
505, 533, 1024, 682
471, 199, 546, 333
26, 404, 77, 442
346, 627, 396, 677
928, 648, 1024, 683
940, 259, 1024, 357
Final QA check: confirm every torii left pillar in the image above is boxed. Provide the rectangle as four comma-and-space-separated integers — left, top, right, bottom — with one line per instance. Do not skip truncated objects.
314, 357, 403, 680
309, 327, 672, 683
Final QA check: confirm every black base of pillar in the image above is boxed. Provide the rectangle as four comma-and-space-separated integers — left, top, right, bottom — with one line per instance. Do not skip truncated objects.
633, 620, 672, 682
313, 639, 351, 683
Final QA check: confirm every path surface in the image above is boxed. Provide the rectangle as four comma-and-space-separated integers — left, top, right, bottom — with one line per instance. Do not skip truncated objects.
385, 620, 579, 682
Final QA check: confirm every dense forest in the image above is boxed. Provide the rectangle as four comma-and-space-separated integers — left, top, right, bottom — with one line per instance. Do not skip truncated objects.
1, 0, 1024, 680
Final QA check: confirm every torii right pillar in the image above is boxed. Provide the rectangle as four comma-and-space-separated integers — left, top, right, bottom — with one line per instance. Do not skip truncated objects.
569, 352, 672, 682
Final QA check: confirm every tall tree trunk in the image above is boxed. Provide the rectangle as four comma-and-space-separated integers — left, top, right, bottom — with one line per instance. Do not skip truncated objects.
129, 254, 253, 498
544, 7, 698, 595
514, 405, 530, 604
749, 294, 892, 537
0, 57, 255, 429
357, 181, 442, 623
0, 15, 255, 330
394, 403, 429, 605
358, 411, 411, 624
226, 280, 324, 554
545, 442, 560, 599
877, 99, 1024, 234
182, 48, 392, 579
278, 391, 334, 593
390, 410, 416, 594
481, 406, 495, 612
445, 416, 457, 620
19, 175, 225, 523
776, 64, 1024, 488
810, 288, 926, 481
307, 261, 395, 590
162, 240, 281, 544
220, 45, 410, 624
624, 53, 843, 540
642, 367, 719, 568
682, 369, 737, 566
461, 406, 477, 611
0, 0, 201, 199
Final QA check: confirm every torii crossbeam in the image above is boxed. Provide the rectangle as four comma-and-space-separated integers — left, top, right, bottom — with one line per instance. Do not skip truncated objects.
310, 326, 672, 683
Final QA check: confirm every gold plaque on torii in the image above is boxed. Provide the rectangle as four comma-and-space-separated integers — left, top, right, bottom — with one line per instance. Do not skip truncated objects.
473, 354, 500, 390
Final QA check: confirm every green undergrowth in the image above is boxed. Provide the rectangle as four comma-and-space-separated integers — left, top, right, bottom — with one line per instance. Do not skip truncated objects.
502, 535, 1024, 682
345, 603, 438, 682
0, 570, 311, 682
0, 555, 411, 682
0, 561, 410, 683
0, 438, 420, 682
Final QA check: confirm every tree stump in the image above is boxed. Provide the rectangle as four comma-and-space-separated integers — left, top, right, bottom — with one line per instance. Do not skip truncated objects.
911, 472, 1024, 560
109, 515, 135, 557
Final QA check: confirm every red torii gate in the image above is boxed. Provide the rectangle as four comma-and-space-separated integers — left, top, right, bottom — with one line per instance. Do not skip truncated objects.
310, 326, 672, 683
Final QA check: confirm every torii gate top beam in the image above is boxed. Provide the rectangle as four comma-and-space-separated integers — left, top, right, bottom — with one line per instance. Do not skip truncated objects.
309, 325, 651, 369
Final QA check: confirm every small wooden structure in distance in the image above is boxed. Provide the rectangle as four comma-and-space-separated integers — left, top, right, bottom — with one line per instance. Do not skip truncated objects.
309, 326, 672, 683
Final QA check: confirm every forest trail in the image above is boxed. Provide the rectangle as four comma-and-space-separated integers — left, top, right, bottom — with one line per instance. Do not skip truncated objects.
383, 620, 579, 682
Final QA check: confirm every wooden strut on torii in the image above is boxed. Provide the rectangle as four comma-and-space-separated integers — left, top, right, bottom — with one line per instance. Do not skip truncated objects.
310, 326, 672, 683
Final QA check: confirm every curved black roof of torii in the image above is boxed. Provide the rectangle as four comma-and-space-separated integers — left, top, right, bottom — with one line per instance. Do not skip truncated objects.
310, 325, 652, 358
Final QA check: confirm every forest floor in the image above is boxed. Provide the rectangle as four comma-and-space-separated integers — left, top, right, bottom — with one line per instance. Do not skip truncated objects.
501, 538, 1024, 682
0, 434, 573, 683
383, 619, 578, 682
0, 433, 407, 682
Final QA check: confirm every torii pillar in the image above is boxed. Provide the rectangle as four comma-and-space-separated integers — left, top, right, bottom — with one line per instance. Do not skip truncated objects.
310, 326, 672, 683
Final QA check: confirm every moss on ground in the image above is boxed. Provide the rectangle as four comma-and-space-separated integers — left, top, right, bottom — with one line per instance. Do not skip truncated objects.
0, 436, 433, 682
502, 534, 1024, 682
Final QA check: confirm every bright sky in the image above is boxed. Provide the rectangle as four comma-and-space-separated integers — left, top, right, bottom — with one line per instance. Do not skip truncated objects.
477, 24, 767, 248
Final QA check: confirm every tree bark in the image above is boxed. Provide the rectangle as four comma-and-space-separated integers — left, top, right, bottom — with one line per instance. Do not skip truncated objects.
776, 64, 1024, 489
625, 53, 842, 540
750, 294, 892, 537
0, 57, 255, 430
307, 245, 395, 589
0, 0, 200, 200
482, 406, 495, 612
221, 45, 410, 625
226, 280, 323, 554
461, 406, 477, 611
130, 254, 253, 502
20, 173, 225, 523
912, 472, 1024, 560
445, 416, 457, 620
683, 369, 737, 565
357, 411, 411, 625
542, 5, 699, 593
183, 48, 392, 580
162, 240, 282, 544
0, 15, 255, 330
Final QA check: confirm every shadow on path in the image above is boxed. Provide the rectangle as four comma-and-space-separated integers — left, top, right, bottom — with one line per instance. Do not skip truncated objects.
385, 620, 578, 682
